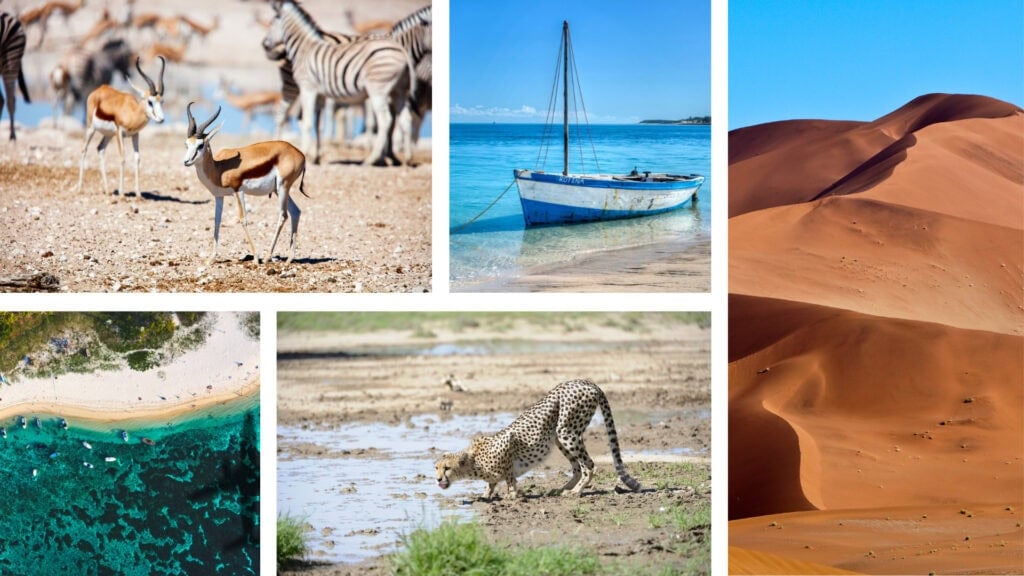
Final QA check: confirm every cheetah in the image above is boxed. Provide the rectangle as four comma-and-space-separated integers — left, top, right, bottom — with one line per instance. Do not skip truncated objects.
434, 379, 642, 500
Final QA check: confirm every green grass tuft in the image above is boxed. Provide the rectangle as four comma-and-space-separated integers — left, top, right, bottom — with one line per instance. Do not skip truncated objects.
390, 520, 600, 576
277, 513, 308, 568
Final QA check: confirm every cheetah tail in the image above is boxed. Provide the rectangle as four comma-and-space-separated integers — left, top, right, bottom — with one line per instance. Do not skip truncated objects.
598, 392, 641, 492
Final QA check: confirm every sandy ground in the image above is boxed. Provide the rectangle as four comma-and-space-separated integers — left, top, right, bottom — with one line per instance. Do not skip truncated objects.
465, 233, 711, 293
2, 0, 432, 293
728, 95, 1024, 575
277, 315, 711, 574
0, 312, 259, 423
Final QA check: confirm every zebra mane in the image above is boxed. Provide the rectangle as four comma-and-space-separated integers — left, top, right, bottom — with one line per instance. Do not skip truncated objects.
391, 5, 431, 35
277, 0, 325, 39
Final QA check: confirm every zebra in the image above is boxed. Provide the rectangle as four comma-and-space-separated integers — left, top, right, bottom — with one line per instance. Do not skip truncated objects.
51, 37, 133, 125
1, 11, 30, 141
262, 0, 415, 166
385, 4, 431, 162
265, 28, 355, 143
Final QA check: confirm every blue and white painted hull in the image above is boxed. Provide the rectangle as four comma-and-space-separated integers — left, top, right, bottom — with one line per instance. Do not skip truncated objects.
514, 169, 704, 226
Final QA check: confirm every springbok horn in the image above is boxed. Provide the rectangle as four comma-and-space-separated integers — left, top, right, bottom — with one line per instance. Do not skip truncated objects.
186, 101, 197, 137
156, 55, 166, 96
136, 57, 156, 95
198, 105, 222, 137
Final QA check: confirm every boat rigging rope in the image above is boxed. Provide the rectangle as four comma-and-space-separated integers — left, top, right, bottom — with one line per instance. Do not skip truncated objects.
449, 180, 517, 233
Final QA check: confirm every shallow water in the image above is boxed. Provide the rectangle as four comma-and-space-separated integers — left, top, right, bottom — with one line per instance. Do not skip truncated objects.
278, 408, 707, 564
450, 123, 711, 288
0, 397, 260, 575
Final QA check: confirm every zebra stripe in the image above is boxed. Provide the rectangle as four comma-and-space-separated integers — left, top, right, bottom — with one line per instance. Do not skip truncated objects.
265, 0, 414, 166
1, 11, 30, 141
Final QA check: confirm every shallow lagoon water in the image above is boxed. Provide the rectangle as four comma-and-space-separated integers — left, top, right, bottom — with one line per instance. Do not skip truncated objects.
278, 408, 708, 564
450, 123, 711, 288
0, 396, 260, 575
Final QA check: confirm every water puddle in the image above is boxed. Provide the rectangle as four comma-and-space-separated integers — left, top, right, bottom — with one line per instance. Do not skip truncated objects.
278, 339, 629, 361
278, 408, 707, 563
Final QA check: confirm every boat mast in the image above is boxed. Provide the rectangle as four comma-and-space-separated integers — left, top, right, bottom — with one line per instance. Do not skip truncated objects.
562, 20, 569, 176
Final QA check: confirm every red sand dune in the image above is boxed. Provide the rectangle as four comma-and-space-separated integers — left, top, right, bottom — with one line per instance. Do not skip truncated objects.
729, 94, 1022, 218
729, 94, 1024, 575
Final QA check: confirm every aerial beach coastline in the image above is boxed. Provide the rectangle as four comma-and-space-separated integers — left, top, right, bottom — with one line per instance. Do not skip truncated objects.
0, 311, 260, 424
0, 311, 261, 574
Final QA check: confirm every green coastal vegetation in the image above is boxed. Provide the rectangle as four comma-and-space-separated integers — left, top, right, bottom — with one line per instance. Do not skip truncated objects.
639, 116, 711, 125
0, 312, 259, 379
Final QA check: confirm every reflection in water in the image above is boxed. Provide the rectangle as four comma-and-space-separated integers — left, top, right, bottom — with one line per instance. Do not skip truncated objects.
517, 203, 704, 268
278, 408, 707, 564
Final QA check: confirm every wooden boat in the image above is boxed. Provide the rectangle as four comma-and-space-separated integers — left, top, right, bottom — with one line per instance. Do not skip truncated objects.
141, 437, 156, 446
514, 21, 703, 227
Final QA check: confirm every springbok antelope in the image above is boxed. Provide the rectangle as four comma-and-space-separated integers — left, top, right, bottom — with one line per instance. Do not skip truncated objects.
142, 40, 186, 63
178, 14, 218, 44
217, 77, 281, 133
183, 103, 306, 266
19, 0, 83, 46
75, 56, 165, 197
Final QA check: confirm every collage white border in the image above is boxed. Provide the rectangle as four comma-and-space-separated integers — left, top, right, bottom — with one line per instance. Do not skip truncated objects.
0, 0, 730, 573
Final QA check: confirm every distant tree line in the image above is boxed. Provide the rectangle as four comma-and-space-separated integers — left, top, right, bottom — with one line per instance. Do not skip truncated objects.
639, 116, 711, 125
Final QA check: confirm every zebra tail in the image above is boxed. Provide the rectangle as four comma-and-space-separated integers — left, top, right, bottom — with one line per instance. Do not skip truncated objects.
18, 69, 31, 103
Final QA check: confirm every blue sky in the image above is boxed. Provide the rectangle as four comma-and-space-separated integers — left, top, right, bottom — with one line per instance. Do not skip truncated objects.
451, 0, 710, 124
730, 0, 1024, 129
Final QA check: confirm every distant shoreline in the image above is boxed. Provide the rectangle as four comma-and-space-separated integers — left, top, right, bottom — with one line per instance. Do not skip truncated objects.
449, 121, 710, 126
639, 118, 711, 125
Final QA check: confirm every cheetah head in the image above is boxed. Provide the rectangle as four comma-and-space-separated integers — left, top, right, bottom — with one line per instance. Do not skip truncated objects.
435, 451, 471, 489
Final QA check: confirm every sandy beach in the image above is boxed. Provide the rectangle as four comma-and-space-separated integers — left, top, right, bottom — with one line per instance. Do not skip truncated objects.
463, 233, 710, 292
0, 312, 260, 424
728, 94, 1024, 574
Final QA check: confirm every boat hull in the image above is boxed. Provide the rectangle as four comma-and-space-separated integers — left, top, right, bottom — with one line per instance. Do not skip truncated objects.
514, 169, 703, 226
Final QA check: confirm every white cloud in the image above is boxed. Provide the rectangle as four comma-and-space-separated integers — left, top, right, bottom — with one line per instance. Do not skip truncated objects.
450, 104, 637, 124
450, 103, 544, 119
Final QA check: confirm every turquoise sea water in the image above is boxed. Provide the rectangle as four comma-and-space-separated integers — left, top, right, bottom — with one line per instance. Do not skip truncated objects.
0, 397, 259, 575
449, 123, 711, 289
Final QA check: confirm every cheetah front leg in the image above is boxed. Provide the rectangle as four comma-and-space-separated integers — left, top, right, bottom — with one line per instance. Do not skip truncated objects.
506, 473, 520, 499
482, 482, 499, 501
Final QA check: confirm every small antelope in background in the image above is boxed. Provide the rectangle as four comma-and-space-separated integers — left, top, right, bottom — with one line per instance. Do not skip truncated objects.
74, 56, 165, 197
183, 103, 306, 266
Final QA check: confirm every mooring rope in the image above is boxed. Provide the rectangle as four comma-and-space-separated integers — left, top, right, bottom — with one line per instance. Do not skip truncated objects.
450, 180, 517, 233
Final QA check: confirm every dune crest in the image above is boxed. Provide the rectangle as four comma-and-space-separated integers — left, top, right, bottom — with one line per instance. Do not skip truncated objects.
730, 94, 1023, 217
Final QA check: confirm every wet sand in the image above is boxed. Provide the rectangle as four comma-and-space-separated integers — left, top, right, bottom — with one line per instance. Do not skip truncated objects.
463, 233, 710, 293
